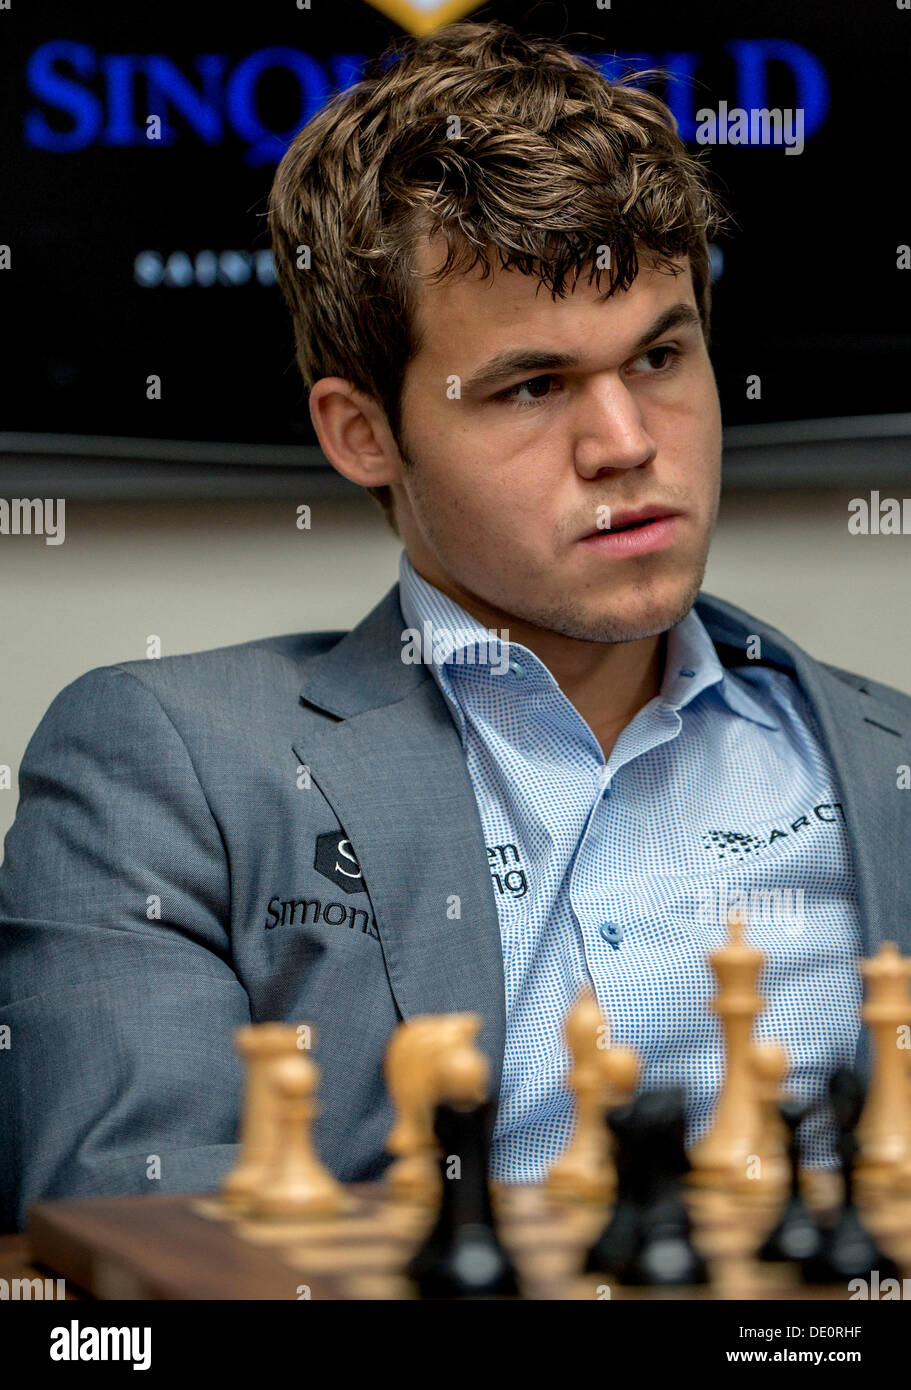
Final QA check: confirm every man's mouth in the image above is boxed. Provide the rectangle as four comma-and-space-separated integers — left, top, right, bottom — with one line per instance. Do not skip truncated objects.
576, 508, 681, 556
577, 505, 680, 540
602, 517, 654, 533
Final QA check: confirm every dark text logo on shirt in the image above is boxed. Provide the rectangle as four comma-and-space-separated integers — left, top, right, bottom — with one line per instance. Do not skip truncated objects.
265, 894, 379, 940
703, 802, 845, 860
487, 843, 528, 898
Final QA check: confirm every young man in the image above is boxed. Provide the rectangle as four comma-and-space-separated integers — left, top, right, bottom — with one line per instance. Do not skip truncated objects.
2, 22, 910, 1233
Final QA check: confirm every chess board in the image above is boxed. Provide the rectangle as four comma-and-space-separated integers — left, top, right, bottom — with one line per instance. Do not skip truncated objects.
27, 1176, 911, 1300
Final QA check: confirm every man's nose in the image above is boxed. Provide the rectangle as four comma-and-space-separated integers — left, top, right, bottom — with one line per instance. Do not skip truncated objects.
572, 380, 657, 476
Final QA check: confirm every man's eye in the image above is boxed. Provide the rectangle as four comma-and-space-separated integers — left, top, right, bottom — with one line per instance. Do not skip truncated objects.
494, 348, 682, 407
632, 344, 683, 373
496, 374, 558, 407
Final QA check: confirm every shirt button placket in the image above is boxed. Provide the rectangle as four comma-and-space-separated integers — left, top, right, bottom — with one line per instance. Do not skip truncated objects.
599, 920, 624, 950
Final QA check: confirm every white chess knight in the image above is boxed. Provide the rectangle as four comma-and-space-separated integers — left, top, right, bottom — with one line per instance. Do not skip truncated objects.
383, 1013, 489, 1204
546, 988, 639, 1201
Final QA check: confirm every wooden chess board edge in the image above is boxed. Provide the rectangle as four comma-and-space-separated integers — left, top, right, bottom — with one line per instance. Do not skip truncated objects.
27, 1194, 344, 1300
25, 1184, 906, 1301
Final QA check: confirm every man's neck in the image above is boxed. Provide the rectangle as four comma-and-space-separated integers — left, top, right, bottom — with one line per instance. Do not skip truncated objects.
405, 557, 667, 763
556, 630, 667, 762
507, 619, 665, 762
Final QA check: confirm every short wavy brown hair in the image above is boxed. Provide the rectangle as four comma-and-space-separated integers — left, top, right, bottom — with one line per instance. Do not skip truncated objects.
269, 20, 726, 534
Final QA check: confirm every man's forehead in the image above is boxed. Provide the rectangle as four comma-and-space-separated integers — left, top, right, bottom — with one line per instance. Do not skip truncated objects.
407, 232, 695, 356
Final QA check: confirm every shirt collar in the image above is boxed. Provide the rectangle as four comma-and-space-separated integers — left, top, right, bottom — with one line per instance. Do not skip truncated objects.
398, 549, 778, 731
398, 550, 508, 670
660, 605, 779, 729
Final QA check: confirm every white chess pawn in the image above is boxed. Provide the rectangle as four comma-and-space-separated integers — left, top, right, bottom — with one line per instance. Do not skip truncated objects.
221, 1023, 301, 1210
248, 1053, 347, 1218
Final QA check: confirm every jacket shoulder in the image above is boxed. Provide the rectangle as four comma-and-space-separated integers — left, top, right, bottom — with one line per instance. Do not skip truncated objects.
815, 659, 911, 713
696, 590, 911, 712
31, 628, 349, 738
96, 628, 347, 699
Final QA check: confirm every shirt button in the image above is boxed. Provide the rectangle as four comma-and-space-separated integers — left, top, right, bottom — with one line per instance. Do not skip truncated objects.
508, 659, 525, 676
599, 921, 624, 948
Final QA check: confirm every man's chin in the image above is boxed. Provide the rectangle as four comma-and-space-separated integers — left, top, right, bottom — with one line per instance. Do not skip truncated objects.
527, 581, 703, 645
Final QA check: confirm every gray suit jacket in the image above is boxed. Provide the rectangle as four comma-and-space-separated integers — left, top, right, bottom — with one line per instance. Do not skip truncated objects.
2, 582, 911, 1232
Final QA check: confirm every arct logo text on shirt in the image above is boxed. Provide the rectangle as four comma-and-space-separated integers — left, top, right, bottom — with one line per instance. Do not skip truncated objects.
703, 802, 845, 860
487, 843, 528, 898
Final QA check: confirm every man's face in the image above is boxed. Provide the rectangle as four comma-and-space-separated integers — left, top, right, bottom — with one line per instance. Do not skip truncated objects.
391, 236, 722, 643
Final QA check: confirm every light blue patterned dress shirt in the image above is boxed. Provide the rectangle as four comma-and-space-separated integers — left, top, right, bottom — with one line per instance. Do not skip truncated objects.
397, 550, 862, 1179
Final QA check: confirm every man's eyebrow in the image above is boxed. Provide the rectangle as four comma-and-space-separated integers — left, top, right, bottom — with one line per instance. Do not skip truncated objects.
462, 303, 703, 395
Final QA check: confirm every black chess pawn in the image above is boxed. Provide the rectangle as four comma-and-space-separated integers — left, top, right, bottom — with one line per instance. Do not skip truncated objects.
583, 1098, 642, 1275
801, 1066, 900, 1285
406, 1098, 520, 1299
758, 1096, 825, 1263
585, 1087, 709, 1287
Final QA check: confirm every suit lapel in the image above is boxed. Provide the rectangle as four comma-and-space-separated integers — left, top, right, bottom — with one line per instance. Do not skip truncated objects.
700, 595, 911, 1085
293, 585, 507, 1095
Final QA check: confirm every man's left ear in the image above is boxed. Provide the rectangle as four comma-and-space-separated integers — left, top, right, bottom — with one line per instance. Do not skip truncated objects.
308, 377, 403, 490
